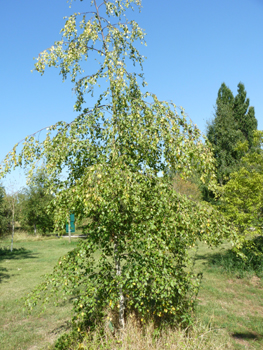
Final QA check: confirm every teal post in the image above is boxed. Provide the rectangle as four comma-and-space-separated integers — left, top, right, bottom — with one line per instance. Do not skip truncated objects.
66, 214, 75, 233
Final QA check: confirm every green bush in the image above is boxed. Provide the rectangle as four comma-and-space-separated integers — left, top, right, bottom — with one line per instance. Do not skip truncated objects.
55, 331, 79, 350
25, 172, 233, 332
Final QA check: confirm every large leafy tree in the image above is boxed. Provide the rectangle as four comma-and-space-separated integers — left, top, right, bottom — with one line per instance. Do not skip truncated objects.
0, 0, 233, 330
4, 184, 20, 251
0, 184, 7, 235
207, 82, 257, 185
0, 184, 17, 237
219, 131, 263, 271
19, 169, 54, 234
221, 131, 263, 239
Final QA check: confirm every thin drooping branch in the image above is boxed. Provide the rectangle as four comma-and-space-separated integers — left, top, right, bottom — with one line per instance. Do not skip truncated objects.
94, 0, 108, 54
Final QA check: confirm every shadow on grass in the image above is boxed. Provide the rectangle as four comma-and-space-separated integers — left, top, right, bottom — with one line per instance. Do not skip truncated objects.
232, 332, 262, 341
191, 250, 220, 269
51, 321, 71, 335
0, 247, 39, 284
193, 252, 214, 262
0, 266, 10, 282
0, 247, 38, 262
194, 237, 263, 279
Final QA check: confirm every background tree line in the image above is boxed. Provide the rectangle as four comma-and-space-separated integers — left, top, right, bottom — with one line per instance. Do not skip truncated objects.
204, 81, 262, 271
0, 170, 54, 236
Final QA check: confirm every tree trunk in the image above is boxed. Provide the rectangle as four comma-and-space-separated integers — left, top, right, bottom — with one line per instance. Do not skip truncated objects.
34, 222, 37, 235
114, 239, 125, 329
68, 215, 71, 243
10, 203, 15, 252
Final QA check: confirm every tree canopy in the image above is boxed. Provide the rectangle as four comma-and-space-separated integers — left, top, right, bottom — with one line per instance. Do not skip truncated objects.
221, 131, 263, 239
19, 169, 54, 234
0, 184, 6, 234
233, 83, 257, 148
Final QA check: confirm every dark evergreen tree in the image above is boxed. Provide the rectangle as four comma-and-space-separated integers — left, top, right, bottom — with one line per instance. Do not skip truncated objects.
206, 82, 257, 186
233, 83, 257, 148
217, 82, 234, 107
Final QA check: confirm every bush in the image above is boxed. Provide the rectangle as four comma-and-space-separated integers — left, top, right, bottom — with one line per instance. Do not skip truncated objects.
26, 172, 233, 334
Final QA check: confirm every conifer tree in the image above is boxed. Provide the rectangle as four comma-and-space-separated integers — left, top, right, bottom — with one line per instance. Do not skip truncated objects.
207, 82, 257, 185
233, 83, 257, 147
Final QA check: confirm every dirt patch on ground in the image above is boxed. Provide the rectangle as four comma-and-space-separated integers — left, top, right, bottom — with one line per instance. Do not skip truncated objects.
197, 297, 207, 306
233, 337, 250, 348
227, 276, 262, 288
250, 276, 262, 287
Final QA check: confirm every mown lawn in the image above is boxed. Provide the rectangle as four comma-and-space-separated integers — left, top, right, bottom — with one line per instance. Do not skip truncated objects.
0, 236, 262, 349
0, 236, 79, 350
194, 242, 263, 350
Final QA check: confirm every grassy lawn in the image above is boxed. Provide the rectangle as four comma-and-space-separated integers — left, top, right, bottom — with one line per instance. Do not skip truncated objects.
194, 242, 263, 350
0, 235, 79, 350
0, 236, 262, 349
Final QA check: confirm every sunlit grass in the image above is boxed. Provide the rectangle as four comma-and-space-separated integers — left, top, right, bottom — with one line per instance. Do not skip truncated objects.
195, 242, 263, 350
0, 236, 79, 350
0, 236, 262, 349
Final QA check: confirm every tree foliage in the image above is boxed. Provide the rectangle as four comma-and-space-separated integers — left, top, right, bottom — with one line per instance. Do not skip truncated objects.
3, 185, 21, 251
221, 131, 263, 240
19, 169, 54, 234
1, 0, 234, 329
0, 184, 7, 235
29, 173, 233, 329
207, 82, 257, 185
217, 131, 263, 270
233, 83, 257, 148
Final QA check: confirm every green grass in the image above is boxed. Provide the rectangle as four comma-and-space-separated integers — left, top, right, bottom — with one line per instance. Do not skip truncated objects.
207, 236, 263, 278
0, 235, 79, 350
194, 242, 263, 350
0, 236, 262, 349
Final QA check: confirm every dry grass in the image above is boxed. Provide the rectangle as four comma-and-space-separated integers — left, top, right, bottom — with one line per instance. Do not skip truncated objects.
77, 315, 232, 350
2, 230, 53, 242
13, 231, 48, 241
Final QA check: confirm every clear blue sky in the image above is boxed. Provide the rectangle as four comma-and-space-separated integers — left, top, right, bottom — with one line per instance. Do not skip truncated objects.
1, 0, 263, 189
